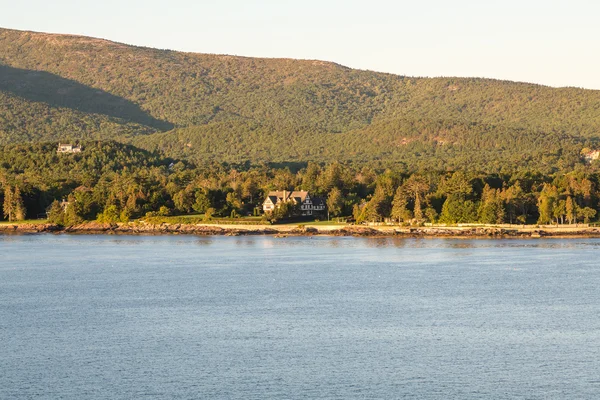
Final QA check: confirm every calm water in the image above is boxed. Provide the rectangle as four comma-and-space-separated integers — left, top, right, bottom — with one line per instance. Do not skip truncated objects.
1, 235, 599, 399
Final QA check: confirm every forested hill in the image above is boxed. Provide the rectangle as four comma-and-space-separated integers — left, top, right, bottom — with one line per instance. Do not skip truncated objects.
2, 27, 600, 171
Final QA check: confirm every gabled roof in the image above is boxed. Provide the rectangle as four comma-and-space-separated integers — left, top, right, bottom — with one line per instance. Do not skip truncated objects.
266, 190, 310, 203
290, 191, 309, 203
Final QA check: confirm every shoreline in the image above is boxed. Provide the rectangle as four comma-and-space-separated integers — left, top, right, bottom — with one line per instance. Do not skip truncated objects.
2, 221, 600, 239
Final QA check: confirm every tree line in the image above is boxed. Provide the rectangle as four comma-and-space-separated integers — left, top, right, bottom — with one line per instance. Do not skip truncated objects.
1, 142, 599, 226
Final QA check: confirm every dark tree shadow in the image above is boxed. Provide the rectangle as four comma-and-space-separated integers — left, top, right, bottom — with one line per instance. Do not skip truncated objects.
0, 65, 174, 131
267, 161, 308, 172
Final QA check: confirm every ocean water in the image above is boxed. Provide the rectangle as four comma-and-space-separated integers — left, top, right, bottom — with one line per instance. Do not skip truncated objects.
1, 234, 599, 399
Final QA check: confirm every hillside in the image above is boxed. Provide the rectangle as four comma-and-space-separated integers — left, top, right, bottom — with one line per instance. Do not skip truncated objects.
1, 27, 600, 171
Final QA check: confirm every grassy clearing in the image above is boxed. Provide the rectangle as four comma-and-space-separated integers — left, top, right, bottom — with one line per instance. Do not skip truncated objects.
283, 220, 350, 226
138, 215, 350, 227
140, 215, 266, 225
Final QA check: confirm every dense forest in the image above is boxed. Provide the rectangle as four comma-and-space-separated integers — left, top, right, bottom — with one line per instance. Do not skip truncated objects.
1, 142, 599, 226
1, 28, 600, 171
2, 28, 600, 224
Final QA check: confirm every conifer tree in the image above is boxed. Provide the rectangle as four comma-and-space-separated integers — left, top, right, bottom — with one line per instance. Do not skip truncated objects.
3, 185, 13, 221
391, 187, 412, 223
565, 196, 575, 224
47, 200, 66, 225
326, 188, 344, 218
403, 175, 429, 221
13, 186, 26, 221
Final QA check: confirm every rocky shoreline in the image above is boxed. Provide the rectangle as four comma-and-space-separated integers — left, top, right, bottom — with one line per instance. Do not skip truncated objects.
2, 221, 600, 238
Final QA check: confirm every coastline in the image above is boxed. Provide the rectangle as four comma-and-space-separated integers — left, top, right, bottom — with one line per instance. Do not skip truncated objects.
2, 221, 600, 238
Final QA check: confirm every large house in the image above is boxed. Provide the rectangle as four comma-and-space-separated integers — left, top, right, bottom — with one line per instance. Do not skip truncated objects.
263, 190, 326, 216
57, 143, 82, 153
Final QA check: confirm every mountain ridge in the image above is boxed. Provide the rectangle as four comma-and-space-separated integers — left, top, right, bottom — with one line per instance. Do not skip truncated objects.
4, 26, 595, 90
1, 27, 600, 171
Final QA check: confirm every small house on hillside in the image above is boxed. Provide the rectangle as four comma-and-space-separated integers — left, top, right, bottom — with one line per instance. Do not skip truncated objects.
263, 190, 326, 216
582, 149, 600, 164
57, 143, 82, 153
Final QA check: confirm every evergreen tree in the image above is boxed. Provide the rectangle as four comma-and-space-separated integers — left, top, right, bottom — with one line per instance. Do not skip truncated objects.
364, 187, 388, 223
326, 188, 344, 218
478, 184, 505, 224
391, 187, 412, 223
242, 177, 259, 204
403, 175, 429, 221
439, 195, 477, 224
319, 163, 343, 193
3, 185, 13, 221
47, 200, 65, 225
64, 196, 83, 225
2, 186, 26, 221
13, 186, 26, 221
425, 207, 438, 223
565, 196, 576, 224
353, 201, 368, 224
301, 162, 321, 194
502, 181, 527, 224
97, 205, 120, 223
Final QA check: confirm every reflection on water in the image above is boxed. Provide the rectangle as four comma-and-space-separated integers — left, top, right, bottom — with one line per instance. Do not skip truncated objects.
108, 238, 145, 246
234, 237, 257, 247
195, 238, 214, 246
3, 233, 600, 252
446, 241, 477, 249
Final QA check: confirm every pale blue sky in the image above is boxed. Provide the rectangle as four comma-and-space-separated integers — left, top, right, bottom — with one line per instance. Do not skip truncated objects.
1, 0, 599, 89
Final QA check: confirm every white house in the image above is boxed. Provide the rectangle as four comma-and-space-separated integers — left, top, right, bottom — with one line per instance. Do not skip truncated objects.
57, 143, 82, 153
263, 190, 326, 216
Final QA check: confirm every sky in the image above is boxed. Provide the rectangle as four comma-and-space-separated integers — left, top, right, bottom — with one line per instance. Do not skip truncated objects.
1, 0, 599, 89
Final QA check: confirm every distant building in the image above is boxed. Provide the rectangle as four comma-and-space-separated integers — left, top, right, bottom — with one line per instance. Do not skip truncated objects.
263, 190, 326, 216
60, 199, 70, 210
582, 149, 600, 164
57, 143, 82, 153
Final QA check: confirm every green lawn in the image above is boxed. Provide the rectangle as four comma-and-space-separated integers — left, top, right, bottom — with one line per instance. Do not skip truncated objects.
139, 215, 350, 226
286, 220, 350, 226
140, 215, 266, 225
